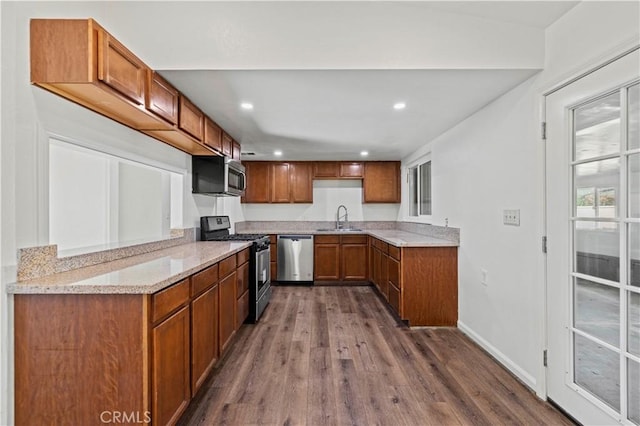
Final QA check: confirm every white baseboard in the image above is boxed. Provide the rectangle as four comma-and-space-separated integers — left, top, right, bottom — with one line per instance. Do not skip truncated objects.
457, 320, 538, 392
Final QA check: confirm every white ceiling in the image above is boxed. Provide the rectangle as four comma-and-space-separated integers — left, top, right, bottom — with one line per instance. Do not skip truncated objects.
127, 1, 579, 161
162, 69, 539, 160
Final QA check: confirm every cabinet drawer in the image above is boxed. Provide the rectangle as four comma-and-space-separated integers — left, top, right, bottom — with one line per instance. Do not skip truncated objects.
219, 254, 237, 279
315, 235, 340, 244
152, 278, 190, 323
237, 248, 250, 266
388, 284, 400, 314
388, 245, 401, 261
191, 264, 219, 296
341, 235, 367, 244
373, 238, 389, 253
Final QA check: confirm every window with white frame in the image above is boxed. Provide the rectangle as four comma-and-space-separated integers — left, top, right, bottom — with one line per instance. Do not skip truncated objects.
408, 158, 432, 217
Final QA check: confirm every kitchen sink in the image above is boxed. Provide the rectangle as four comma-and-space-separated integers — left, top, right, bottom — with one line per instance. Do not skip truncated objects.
316, 228, 363, 232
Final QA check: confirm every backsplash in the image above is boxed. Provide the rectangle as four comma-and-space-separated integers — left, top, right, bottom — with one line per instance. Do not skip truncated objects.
236, 221, 460, 243
17, 228, 195, 281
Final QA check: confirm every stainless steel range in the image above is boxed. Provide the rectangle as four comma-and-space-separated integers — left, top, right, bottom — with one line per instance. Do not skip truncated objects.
200, 216, 271, 323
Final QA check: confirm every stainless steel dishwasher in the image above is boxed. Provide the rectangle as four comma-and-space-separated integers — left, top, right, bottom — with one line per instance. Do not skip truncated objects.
277, 235, 314, 283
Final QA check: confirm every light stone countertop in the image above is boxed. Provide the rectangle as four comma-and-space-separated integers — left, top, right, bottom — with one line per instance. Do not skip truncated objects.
7, 241, 251, 295
241, 229, 458, 247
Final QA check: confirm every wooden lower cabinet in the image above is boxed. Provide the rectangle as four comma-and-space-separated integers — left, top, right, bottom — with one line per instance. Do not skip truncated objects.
314, 235, 368, 283
369, 238, 458, 326
219, 270, 237, 352
14, 251, 247, 426
190, 285, 219, 394
314, 241, 341, 281
236, 255, 250, 328
152, 305, 191, 426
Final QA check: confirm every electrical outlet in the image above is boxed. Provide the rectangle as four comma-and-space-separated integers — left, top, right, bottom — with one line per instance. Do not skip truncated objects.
503, 209, 520, 226
481, 269, 488, 286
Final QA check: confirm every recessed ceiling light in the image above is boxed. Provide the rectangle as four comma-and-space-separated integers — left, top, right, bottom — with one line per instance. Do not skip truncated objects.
393, 102, 406, 110
360, 151, 369, 157
241, 102, 254, 110
274, 150, 283, 156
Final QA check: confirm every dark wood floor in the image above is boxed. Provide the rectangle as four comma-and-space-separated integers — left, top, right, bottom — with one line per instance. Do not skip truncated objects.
179, 286, 573, 426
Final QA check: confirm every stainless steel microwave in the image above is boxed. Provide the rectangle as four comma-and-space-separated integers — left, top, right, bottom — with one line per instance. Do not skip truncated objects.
192, 156, 246, 196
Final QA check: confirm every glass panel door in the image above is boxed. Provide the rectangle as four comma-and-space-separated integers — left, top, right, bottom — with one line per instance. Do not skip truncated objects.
570, 81, 640, 424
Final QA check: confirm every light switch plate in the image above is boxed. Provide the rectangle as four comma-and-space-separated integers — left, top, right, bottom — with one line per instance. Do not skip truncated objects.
503, 209, 520, 226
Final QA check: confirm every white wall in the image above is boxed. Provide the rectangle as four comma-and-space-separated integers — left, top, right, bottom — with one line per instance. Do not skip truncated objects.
238, 180, 400, 225
400, 1, 640, 397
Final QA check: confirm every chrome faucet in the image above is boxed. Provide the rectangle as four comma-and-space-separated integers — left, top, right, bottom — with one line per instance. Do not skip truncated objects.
336, 205, 348, 230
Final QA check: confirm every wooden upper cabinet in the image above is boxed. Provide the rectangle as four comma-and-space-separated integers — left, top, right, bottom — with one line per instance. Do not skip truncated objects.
232, 140, 242, 161
146, 71, 179, 125
29, 19, 222, 156
222, 132, 233, 157
30, 19, 170, 131
179, 95, 204, 141
271, 162, 291, 203
242, 162, 270, 203
290, 162, 313, 203
313, 162, 339, 178
204, 117, 223, 153
340, 162, 363, 178
97, 29, 147, 105
363, 161, 401, 203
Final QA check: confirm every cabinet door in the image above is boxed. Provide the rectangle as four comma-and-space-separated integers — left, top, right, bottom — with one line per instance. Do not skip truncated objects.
219, 271, 236, 353
313, 162, 339, 178
340, 162, 363, 178
372, 248, 381, 289
236, 261, 249, 304
289, 162, 313, 203
388, 283, 401, 314
232, 141, 241, 161
363, 162, 401, 203
222, 132, 233, 157
179, 95, 204, 141
147, 71, 178, 125
152, 306, 191, 426
191, 285, 218, 394
380, 252, 389, 300
270, 162, 291, 203
97, 29, 147, 105
204, 117, 223, 153
341, 244, 368, 281
314, 243, 340, 281
236, 289, 249, 330
388, 257, 401, 290
242, 162, 270, 203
